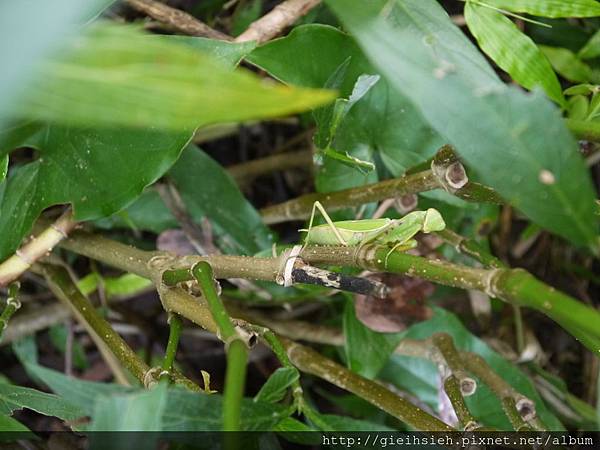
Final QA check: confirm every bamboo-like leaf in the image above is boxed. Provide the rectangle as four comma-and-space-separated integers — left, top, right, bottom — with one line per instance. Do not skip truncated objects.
15, 23, 334, 131
482, 0, 600, 18
579, 29, 600, 59
539, 45, 593, 83
465, 2, 566, 106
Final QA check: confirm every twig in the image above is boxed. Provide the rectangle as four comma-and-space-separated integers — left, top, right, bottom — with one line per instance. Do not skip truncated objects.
228, 149, 313, 186
432, 333, 477, 396
282, 337, 454, 431
0, 208, 77, 287
462, 351, 537, 427
191, 261, 247, 432
235, 0, 321, 44
161, 313, 182, 374
260, 145, 503, 224
125, 0, 231, 40
42, 263, 199, 391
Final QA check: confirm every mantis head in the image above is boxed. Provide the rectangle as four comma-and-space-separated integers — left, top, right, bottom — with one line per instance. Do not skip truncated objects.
422, 208, 445, 233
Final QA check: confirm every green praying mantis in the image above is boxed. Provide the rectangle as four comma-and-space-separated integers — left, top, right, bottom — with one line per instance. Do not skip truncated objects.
300, 201, 446, 266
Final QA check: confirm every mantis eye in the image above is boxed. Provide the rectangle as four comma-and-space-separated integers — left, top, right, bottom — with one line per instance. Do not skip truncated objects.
423, 209, 445, 233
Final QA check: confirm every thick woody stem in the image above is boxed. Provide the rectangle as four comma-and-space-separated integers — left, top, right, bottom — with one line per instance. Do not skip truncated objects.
0, 209, 77, 287
125, 0, 231, 40
236, 0, 322, 44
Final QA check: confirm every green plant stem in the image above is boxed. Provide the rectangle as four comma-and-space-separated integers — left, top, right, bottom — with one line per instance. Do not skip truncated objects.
444, 376, 478, 429
462, 351, 538, 428
566, 118, 600, 142
302, 244, 600, 354
42, 264, 199, 391
282, 337, 454, 431
433, 333, 476, 396
0, 282, 21, 342
191, 261, 247, 432
161, 313, 182, 373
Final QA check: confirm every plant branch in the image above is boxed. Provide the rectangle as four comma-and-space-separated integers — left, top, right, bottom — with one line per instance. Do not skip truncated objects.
0, 208, 77, 287
161, 313, 182, 374
228, 149, 313, 187
302, 244, 600, 354
281, 337, 454, 431
259, 146, 503, 224
235, 0, 321, 44
42, 263, 199, 391
191, 261, 247, 432
125, 0, 231, 40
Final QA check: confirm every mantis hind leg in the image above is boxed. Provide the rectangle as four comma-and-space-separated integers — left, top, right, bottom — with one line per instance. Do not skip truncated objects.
302, 201, 348, 248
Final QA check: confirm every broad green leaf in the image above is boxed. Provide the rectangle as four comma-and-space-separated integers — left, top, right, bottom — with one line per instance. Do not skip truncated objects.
15, 23, 334, 131
48, 325, 89, 370
162, 388, 288, 431
160, 35, 256, 67
91, 383, 168, 431
0, 414, 31, 432
327, 0, 598, 248
0, 121, 42, 158
247, 24, 443, 177
482, 0, 600, 18
0, 0, 116, 124
465, 2, 565, 106
23, 363, 133, 416
169, 145, 273, 254
579, 29, 600, 59
305, 406, 395, 431
539, 46, 593, 83
380, 308, 563, 430
343, 299, 403, 379
0, 127, 190, 261
94, 189, 178, 234
254, 367, 299, 404
0, 383, 84, 421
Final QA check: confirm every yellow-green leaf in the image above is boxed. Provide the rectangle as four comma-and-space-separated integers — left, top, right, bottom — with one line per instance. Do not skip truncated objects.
539, 45, 593, 83
465, 2, 566, 106
15, 23, 335, 131
482, 0, 600, 18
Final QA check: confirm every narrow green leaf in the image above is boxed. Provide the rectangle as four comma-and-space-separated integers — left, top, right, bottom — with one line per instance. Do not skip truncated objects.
0, 414, 31, 432
539, 45, 593, 83
465, 2, 566, 106
254, 367, 299, 404
327, 0, 598, 247
579, 29, 600, 59
482, 0, 600, 18
343, 299, 403, 379
16, 23, 334, 131
169, 145, 273, 254
0, 383, 84, 421
0, 0, 116, 124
